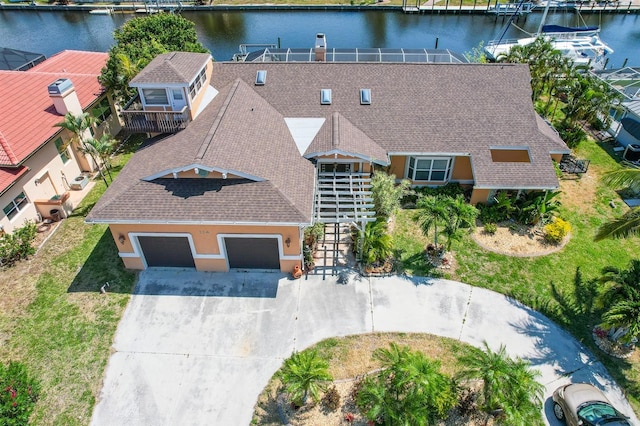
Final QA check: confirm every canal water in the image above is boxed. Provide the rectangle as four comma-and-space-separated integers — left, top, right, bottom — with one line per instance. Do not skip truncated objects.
0, 8, 638, 67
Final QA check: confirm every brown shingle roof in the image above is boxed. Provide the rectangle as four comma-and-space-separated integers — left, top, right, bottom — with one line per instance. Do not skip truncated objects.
130, 52, 211, 85
89, 60, 570, 225
306, 112, 388, 164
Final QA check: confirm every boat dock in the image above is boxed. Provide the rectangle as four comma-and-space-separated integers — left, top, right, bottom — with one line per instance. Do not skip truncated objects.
400, 0, 640, 13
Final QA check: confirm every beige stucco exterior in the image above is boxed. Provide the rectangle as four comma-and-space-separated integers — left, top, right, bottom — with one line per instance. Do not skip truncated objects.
108, 223, 303, 273
0, 137, 81, 233
470, 188, 491, 205
451, 156, 473, 181
490, 149, 531, 163
1, 94, 121, 234
189, 60, 214, 120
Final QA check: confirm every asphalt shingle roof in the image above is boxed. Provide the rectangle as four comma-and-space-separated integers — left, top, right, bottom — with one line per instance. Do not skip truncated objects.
130, 52, 211, 85
88, 59, 569, 225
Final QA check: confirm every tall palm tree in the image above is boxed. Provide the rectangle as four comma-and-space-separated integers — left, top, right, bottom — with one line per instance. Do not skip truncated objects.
83, 134, 117, 181
278, 350, 332, 407
595, 167, 640, 241
458, 341, 544, 423
598, 260, 640, 342
418, 195, 448, 249
55, 112, 109, 187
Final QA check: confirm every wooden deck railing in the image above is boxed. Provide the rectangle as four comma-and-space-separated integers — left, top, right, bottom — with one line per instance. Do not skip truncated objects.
121, 107, 190, 133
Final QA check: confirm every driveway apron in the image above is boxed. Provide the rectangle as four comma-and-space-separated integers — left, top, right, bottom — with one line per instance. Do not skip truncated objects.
91, 270, 639, 426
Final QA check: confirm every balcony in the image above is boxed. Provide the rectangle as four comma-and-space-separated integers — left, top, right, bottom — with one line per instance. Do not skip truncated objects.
121, 104, 190, 134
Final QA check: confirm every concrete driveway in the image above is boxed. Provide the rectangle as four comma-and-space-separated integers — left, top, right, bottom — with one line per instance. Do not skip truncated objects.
91, 269, 638, 425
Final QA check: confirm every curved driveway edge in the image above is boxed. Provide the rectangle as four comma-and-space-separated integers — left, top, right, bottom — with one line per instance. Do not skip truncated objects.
91, 270, 638, 425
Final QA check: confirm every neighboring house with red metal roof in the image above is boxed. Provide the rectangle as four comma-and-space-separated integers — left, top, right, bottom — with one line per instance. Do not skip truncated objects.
86, 52, 569, 273
0, 50, 121, 234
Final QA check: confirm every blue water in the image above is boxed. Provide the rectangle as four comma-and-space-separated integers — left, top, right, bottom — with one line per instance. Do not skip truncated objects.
0, 9, 638, 67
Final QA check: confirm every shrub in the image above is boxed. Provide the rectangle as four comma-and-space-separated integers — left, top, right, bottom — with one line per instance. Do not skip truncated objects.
557, 122, 587, 149
278, 350, 332, 407
0, 361, 41, 426
477, 203, 507, 224
483, 223, 497, 235
544, 217, 571, 244
0, 221, 38, 268
370, 172, 412, 219
321, 385, 341, 411
402, 182, 465, 206
304, 223, 324, 247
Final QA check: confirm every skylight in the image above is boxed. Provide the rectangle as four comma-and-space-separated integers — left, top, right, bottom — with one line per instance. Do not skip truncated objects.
321, 89, 332, 105
360, 89, 371, 105
255, 70, 267, 86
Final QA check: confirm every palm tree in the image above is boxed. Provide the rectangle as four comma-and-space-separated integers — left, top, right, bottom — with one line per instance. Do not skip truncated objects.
357, 343, 456, 425
55, 112, 109, 187
84, 134, 117, 181
360, 219, 393, 266
441, 195, 478, 252
595, 167, 640, 241
458, 341, 544, 423
598, 260, 640, 343
278, 350, 332, 407
418, 195, 448, 249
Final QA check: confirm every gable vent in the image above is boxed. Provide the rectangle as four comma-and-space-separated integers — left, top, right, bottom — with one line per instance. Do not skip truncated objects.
321, 89, 332, 105
255, 70, 267, 86
360, 89, 371, 105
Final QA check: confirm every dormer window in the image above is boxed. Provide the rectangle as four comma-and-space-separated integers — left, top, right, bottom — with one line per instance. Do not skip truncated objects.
142, 88, 169, 105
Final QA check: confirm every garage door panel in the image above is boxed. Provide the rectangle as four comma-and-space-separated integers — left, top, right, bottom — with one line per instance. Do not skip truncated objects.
225, 238, 279, 269
138, 236, 195, 268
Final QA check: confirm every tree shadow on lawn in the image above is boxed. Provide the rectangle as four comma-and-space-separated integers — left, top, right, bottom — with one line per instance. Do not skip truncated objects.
67, 229, 136, 294
395, 250, 442, 278
506, 267, 640, 418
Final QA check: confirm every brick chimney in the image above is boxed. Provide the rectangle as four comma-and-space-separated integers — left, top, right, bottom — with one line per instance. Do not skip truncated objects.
314, 33, 326, 62
48, 78, 83, 116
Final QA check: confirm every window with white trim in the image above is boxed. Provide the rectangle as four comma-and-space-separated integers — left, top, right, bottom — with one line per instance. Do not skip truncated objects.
189, 67, 207, 100
3, 192, 29, 221
407, 157, 452, 182
142, 88, 169, 105
54, 137, 70, 164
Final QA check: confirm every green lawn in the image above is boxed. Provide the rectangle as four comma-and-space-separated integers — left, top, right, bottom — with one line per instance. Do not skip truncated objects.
392, 138, 640, 413
0, 137, 142, 425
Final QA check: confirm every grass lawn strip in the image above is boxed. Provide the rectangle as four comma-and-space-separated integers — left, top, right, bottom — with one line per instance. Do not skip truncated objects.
0, 140, 139, 425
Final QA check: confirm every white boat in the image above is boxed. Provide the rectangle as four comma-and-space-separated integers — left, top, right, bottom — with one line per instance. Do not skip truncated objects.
484, 2, 613, 70
89, 8, 113, 14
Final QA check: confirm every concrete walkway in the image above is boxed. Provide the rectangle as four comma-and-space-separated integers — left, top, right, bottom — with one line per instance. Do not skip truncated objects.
91, 270, 638, 425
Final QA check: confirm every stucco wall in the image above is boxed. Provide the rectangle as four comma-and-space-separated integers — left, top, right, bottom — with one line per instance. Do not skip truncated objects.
470, 188, 491, 205
0, 138, 83, 233
490, 149, 531, 163
109, 223, 303, 272
451, 156, 473, 181
189, 60, 214, 120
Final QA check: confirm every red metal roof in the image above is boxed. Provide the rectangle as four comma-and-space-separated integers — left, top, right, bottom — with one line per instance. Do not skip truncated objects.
0, 50, 107, 193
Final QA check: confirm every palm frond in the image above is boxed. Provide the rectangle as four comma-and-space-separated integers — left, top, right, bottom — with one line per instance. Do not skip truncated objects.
601, 166, 640, 192
594, 208, 640, 241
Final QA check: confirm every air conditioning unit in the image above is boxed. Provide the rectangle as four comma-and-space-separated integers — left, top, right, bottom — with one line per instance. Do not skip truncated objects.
70, 175, 89, 190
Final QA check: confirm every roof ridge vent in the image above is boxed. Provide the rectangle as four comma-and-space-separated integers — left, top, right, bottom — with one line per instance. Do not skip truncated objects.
332, 112, 340, 148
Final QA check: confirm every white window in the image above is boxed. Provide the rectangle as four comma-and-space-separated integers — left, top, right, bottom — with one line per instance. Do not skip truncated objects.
172, 89, 184, 101
188, 67, 208, 100
3, 192, 29, 221
407, 157, 452, 182
142, 88, 169, 105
